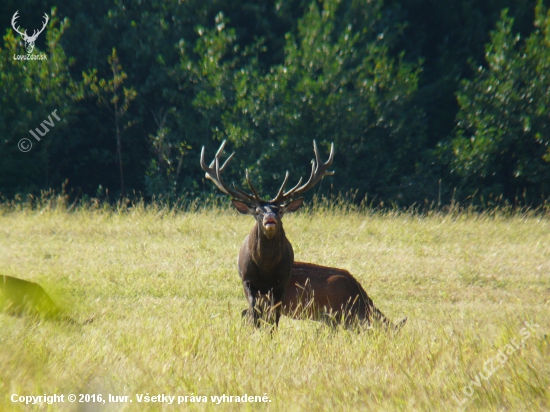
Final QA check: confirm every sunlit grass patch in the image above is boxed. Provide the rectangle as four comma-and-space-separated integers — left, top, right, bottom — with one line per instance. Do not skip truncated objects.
0, 204, 548, 411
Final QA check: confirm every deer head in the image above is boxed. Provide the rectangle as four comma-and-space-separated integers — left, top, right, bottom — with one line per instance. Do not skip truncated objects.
200, 140, 334, 239
11, 11, 49, 55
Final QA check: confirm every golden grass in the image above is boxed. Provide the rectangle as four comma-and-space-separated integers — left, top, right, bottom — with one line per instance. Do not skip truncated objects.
0, 204, 548, 411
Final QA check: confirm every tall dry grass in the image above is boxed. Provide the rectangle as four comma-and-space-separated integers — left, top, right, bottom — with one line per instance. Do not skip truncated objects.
0, 198, 548, 411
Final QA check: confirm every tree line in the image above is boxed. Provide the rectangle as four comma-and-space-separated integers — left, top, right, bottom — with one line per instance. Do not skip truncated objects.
1, 0, 549, 207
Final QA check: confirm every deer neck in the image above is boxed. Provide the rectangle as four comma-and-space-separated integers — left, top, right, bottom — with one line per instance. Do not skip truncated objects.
249, 222, 287, 271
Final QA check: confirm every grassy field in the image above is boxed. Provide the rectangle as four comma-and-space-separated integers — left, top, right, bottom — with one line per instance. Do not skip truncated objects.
0, 202, 549, 411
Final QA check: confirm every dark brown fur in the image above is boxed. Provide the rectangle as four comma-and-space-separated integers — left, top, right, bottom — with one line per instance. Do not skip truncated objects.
237, 203, 297, 328
281, 262, 406, 331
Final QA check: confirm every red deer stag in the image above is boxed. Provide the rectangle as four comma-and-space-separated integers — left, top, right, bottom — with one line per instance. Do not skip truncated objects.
201, 140, 334, 328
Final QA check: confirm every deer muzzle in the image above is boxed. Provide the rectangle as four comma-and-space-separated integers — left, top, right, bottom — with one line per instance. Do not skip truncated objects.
263, 215, 277, 234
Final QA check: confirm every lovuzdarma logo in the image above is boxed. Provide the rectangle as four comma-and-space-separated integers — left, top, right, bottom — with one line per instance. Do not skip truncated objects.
11, 10, 49, 60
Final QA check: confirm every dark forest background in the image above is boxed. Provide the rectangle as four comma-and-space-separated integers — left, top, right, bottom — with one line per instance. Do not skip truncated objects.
1, 0, 550, 207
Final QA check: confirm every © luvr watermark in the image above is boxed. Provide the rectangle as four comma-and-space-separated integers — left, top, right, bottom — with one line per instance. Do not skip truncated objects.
18, 109, 61, 152
452, 320, 540, 410
11, 10, 48, 60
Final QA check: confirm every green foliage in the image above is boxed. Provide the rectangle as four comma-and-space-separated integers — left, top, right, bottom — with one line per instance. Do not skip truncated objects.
81, 48, 137, 196
144, 107, 193, 198
181, 0, 423, 199
0, 0, 548, 206
0, 8, 77, 197
450, 1, 550, 201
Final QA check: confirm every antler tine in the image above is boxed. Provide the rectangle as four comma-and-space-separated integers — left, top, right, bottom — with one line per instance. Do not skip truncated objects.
214, 155, 232, 194
34, 13, 49, 38
218, 151, 235, 173
300, 141, 334, 188
207, 139, 227, 169
200, 147, 231, 195
200, 146, 214, 179
276, 140, 334, 203
11, 11, 26, 37
200, 141, 259, 203
269, 171, 290, 203
214, 139, 227, 160
245, 170, 261, 201
276, 162, 314, 202
214, 150, 256, 202
283, 176, 303, 197
314, 140, 335, 175
313, 139, 321, 165
232, 183, 257, 202
207, 143, 236, 175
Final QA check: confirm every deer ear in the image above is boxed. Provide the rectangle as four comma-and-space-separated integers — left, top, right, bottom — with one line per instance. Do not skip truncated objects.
282, 198, 304, 214
231, 200, 255, 215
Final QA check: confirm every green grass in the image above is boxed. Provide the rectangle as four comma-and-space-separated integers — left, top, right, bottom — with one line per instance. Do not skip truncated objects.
0, 203, 549, 411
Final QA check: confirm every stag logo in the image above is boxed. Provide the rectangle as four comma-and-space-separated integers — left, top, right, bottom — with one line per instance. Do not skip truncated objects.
11, 11, 49, 55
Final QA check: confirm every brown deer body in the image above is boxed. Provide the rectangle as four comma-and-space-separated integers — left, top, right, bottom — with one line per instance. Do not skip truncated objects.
235, 206, 296, 328
201, 140, 333, 328
282, 262, 407, 331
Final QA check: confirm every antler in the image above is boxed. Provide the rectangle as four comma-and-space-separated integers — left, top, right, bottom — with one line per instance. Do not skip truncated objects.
200, 141, 261, 203
11, 11, 48, 42
270, 140, 334, 203
11, 11, 27, 38
27, 13, 49, 42
201, 140, 334, 204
